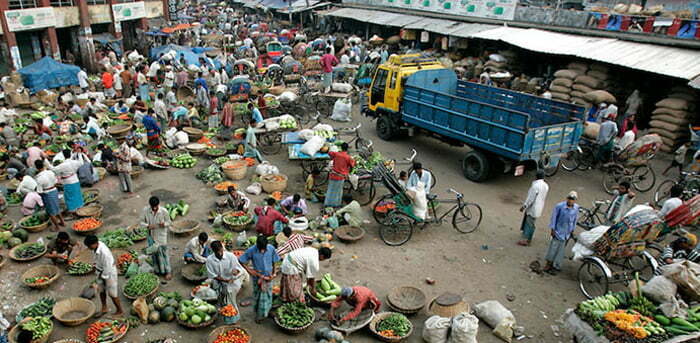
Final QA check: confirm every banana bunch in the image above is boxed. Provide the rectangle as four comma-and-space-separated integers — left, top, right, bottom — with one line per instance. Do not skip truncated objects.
630, 295, 656, 317
578, 293, 622, 319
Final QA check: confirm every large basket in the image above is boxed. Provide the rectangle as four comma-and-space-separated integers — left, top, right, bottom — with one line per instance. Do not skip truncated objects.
222, 160, 248, 180
22, 264, 61, 289
387, 286, 426, 314
186, 143, 208, 155
222, 212, 253, 232
84, 320, 128, 343
183, 127, 203, 140
107, 124, 132, 137
335, 225, 365, 243
52, 297, 96, 327
19, 215, 49, 232
214, 181, 238, 195
123, 282, 159, 300
330, 308, 375, 335
0, 254, 5, 270
369, 312, 414, 342
9, 318, 53, 343
207, 326, 251, 343
170, 220, 200, 235
260, 174, 288, 193
83, 189, 100, 205
76, 204, 103, 218
176, 312, 217, 329
177, 86, 195, 103
273, 310, 315, 334
52, 340, 85, 343
10, 243, 47, 262
182, 263, 208, 283
130, 165, 144, 178
427, 293, 469, 318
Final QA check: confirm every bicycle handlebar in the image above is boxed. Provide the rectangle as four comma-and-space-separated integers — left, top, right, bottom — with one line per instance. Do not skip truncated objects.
404, 149, 417, 162
448, 188, 463, 198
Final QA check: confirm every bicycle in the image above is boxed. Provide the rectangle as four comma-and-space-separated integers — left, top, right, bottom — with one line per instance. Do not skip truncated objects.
654, 171, 700, 207
577, 199, 610, 230
602, 163, 656, 195
375, 149, 437, 190
378, 188, 482, 246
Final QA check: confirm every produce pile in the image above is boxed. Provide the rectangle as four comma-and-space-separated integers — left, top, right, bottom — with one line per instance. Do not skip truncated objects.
314, 273, 342, 302
7, 192, 22, 205
214, 181, 238, 193
83, 191, 99, 204
21, 316, 52, 340
0, 229, 26, 248
314, 130, 335, 139
0, 221, 14, 231
271, 191, 283, 201
213, 156, 232, 165
129, 226, 148, 241
25, 275, 51, 285
86, 320, 127, 343
171, 154, 198, 169
223, 211, 251, 227
21, 214, 47, 227
116, 251, 137, 274
140, 292, 182, 324
196, 164, 224, 184
124, 273, 159, 298
278, 117, 297, 130
150, 157, 170, 167
276, 302, 314, 328
165, 201, 190, 220
177, 298, 217, 326
67, 261, 93, 275
99, 229, 134, 248
73, 218, 102, 232
207, 148, 226, 156
13, 242, 46, 259
352, 151, 385, 174
219, 304, 238, 317
17, 297, 55, 321
376, 313, 412, 339
212, 327, 250, 343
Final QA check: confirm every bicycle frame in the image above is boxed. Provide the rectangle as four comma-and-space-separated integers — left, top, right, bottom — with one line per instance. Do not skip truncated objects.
426, 197, 463, 224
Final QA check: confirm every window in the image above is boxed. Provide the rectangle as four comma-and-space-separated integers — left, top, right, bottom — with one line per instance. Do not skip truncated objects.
50, 0, 75, 6
86, 0, 107, 4
8, 0, 37, 9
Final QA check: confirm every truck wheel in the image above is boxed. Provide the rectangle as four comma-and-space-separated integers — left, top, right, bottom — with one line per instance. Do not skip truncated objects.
376, 115, 396, 141
462, 150, 491, 182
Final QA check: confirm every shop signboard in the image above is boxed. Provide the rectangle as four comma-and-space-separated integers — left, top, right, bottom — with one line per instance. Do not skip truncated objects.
361, 0, 517, 20
112, 1, 147, 22
168, 0, 179, 20
4, 7, 56, 32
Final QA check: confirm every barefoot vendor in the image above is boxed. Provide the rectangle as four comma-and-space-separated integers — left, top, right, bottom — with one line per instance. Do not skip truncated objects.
85, 234, 124, 317
45, 231, 76, 264
141, 196, 172, 281
206, 240, 245, 306
280, 246, 332, 303
239, 235, 281, 323
329, 286, 382, 323
184, 232, 212, 264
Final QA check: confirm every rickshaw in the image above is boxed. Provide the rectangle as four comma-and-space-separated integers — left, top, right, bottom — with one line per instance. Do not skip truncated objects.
282, 59, 304, 85
266, 40, 283, 63
256, 53, 274, 74
310, 39, 326, 54
264, 64, 284, 85
232, 58, 255, 76
228, 76, 252, 102
601, 134, 662, 195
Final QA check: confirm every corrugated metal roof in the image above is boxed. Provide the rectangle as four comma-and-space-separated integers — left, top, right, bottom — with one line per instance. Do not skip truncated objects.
373, 13, 422, 27
689, 76, 700, 90
445, 23, 498, 38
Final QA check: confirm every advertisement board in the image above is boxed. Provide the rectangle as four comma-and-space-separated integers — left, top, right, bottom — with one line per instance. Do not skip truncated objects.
112, 1, 147, 22
4, 7, 56, 32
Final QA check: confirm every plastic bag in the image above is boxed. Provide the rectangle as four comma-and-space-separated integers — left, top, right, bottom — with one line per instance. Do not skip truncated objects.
577, 225, 610, 248
330, 99, 352, 122
641, 276, 677, 304
312, 123, 334, 132
300, 136, 325, 156
407, 182, 427, 220
298, 129, 315, 141
138, 261, 154, 274
473, 300, 516, 343
658, 297, 688, 318
125, 262, 139, 278
422, 315, 451, 343
278, 91, 298, 103
571, 242, 595, 262
255, 161, 279, 175
663, 260, 700, 301
195, 286, 217, 299
246, 182, 262, 195
236, 231, 247, 247
331, 83, 353, 93
80, 283, 96, 299
264, 121, 280, 131
133, 297, 149, 323
448, 313, 479, 343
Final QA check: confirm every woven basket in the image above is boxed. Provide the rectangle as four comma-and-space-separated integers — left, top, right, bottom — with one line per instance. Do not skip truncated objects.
123, 283, 159, 300
19, 215, 49, 232
186, 143, 208, 155
182, 263, 208, 283
170, 220, 200, 235
177, 312, 217, 329
183, 127, 204, 140
335, 225, 365, 243
427, 293, 469, 318
10, 243, 47, 262
128, 225, 148, 242
369, 312, 413, 342
76, 204, 103, 218
0, 254, 5, 270
52, 297, 96, 327
22, 264, 61, 289
107, 123, 132, 136
274, 310, 315, 334
330, 308, 375, 335
222, 160, 248, 180
83, 189, 100, 205
387, 286, 426, 314
206, 148, 227, 158
207, 326, 251, 343
130, 165, 144, 178
214, 181, 238, 195
222, 212, 253, 232
177, 86, 195, 103
71, 218, 102, 235
260, 174, 288, 193
84, 320, 128, 343
9, 318, 53, 343
52, 339, 85, 343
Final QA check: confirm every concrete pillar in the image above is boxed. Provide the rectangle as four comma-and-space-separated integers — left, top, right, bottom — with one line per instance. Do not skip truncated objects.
38, 0, 61, 60
0, 1, 22, 70
162, 0, 172, 22
76, 0, 97, 72
106, 0, 123, 40
137, 0, 149, 30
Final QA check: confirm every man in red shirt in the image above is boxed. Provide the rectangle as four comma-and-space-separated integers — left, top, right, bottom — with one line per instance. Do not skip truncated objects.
324, 142, 354, 208
319, 47, 338, 93
329, 286, 382, 323
254, 198, 288, 236
102, 70, 115, 98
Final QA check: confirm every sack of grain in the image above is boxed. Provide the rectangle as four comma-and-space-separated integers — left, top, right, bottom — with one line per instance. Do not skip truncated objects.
551, 92, 571, 101
572, 97, 591, 106
649, 127, 689, 141
567, 62, 588, 74
550, 85, 571, 94
614, 3, 629, 12
656, 135, 680, 151
572, 83, 594, 94
570, 90, 585, 99
584, 90, 617, 104
652, 107, 690, 118
656, 98, 690, 111
553, 69, 579, 80
386, 35, 401, 45
651, 114, 689, 126
628, 4, 642, 14
586, 70, 609, 81
584, 122, 600, 139
552, 78, 574, 88
484, 60, 507, 69
668, 92, 697, 103
575, 75, 603, 89
650, 120, 685, 133
590, 64, 609, 73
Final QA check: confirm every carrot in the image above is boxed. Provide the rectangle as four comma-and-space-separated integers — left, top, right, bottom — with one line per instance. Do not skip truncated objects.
73, 218, 102, 231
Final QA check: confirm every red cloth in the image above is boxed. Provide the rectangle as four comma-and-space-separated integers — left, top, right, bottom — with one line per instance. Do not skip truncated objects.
254, 206, 288, 236
258, 96, 267, 117
210, 96, 219, 115
619, 118, 638, 138
330, 286, 381, 322
320, 53, 338, 73
328, 151, 355, 181
221, 102, 234, 127
34, 124, 52, 136
102, 72, 114, 89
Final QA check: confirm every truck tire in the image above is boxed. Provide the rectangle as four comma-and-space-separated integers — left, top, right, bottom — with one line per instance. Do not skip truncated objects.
376, 115, 396, 141
462, 150, 491, 182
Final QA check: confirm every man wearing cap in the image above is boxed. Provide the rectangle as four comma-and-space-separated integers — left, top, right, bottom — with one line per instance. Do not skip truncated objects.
657, 232, 699, 274
517, 170, 549, 246
596, 112, 618, 165
543, 191, 579, 274
329, 286, 382, 324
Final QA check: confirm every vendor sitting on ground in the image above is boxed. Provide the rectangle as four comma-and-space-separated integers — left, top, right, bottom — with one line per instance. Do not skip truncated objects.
657, 231, 700, 274
329, 286, 382, 324
276, 226, 313, 257
280, 193, 308, 216
305, 168, 324, 203
184, 232, 212, 264
45, 231, 76, 264
227, 185, 250, 211
254, 198, 288, 236
21, 186, 43, 216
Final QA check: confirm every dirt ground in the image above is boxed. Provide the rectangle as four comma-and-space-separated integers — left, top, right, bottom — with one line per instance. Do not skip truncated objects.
0, 105, 676, 343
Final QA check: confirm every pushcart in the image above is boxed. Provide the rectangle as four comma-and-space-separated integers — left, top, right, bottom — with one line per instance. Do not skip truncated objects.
313, 91, 359, 117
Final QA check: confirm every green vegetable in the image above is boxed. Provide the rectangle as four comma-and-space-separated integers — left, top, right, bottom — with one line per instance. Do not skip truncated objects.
376, 313, 411, 337
20, 316, 51, 339
17, 297, 55, 321
195, 163, 224, 183
671, 317, 699, 331
171, 153, 197, 169
7, 193, 22, 205
67, 261, 93, 275
14, 243, 45, 259
12, 228, 28, 242
666, 326, 691, 335
276, 302, 314, 328
654, 315, 671, 326
124, 273, 158, 297
98, 228, 134, 248
21, 214, 47, 227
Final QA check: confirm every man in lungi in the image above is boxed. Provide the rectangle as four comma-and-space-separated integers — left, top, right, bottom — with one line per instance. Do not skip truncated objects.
141, 196, 172, 281
206, 240, 245, 307
53, 153, 84, 216
35, 160, 64, 231
239, 235, 281, 323
85, 234, 124, 317
143, 109, 162, 156
543, 191, 579, 275
324, 143, 355, 208
280, 246, 332, 303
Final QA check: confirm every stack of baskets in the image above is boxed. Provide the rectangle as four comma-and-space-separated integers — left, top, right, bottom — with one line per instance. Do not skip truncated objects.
222, 160, 248, 180
386, 286, 426, 314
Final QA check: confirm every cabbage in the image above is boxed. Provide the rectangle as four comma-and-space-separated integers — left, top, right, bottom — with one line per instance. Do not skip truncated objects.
190, 314, 202, 325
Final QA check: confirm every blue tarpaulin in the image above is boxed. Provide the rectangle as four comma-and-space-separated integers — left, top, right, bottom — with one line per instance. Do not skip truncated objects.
150, 44, 222, 69
18, 57, 80, 94
93, 33, 123, 57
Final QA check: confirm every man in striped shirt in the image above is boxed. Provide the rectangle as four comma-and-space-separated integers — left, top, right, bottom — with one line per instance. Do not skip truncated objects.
656, 231, 699, 275
276, 226, 313, 257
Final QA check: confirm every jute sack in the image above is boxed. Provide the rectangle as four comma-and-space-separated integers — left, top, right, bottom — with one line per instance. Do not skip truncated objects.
550, 85, 571, 94
652, 114, 689, 126
485, 60, 507, 69
584, 90, 616, 104
652, 107, 690, 118
572, 97, 591, 106
567, 62, 588, 74
660, 145, 675, 153
551, 78, 573, 88
553, 69, 579, 80
575, 75, 603, 89
551, 92, 571, 101
649, 127, 689, 141
584, 122, 600, 139
386, 35, 401, 45
656, 98, 690, 111
650, 120, 685, 133
668, 93, 697, 103
586, 70, 609, 81
590, 64, 609, 73
570, 90, 585, 99
572, 83, 594, 94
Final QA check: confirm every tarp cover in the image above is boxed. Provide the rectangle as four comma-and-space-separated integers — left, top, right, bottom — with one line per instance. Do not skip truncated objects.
150, 44, 222, 69
93, 33, 123, 57
18, 57, 80, 94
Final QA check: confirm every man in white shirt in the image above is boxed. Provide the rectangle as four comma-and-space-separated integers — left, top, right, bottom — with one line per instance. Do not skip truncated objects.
206, 240, 245, 306
52, 157, 84, 214
517, 170, 550, 246
184, 232, 211, 264
35, 160, 64, 231
130, 147, 145, 166
163, 66, 175, 93
280, 246, 332, 302
84, 234, 124, 317
153, 93, 169, 129
16, 174, 38, 195
659, 184, 684, 218
77, 69, 89, 93
147, 60, 161, 78
141, 196, 172, 280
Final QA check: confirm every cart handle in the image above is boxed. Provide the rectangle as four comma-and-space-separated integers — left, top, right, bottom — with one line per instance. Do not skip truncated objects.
448, 188, 463, 199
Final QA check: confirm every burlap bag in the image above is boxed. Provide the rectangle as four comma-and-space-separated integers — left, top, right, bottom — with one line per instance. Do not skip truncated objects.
572, 97, 590, 106
668, 93, 697, 103
652, 107, 690, 118
550, 85, 571, 94
584, 90, 616, 104
551, 78, 573, 88
567, 62, 588, 74
551, 92, 571, 101
590, 64, 609, 73
570, 90, 585, 99
586, 70, 609, 81
649, 127, 689, 141
651, 114, 689, 126
650, 120, 685, 133
574, 75, 603, 89
572, 83, 594, 94
553, 69, 579, 80
656, 98, 690, 110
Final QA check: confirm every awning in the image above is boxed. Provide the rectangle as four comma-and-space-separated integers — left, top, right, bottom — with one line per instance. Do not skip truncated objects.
276, 0, 329, 13
161, 23, 193, 34
689, 76, 700, 90
404, 18, 496, 38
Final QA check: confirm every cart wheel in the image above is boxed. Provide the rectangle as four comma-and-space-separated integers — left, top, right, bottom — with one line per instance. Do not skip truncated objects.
355, 137, 373, 156
654, 179, 676, 207
350, 177, 376, 206
602, 167, 625, 195
301, 160, 329, 187
625, 254, 655, 282
452, 202, 482, 234
259, 133, 282, 155
543, 160, 560, 177
372, 194, 396, 225
578, 259, 609, 299
561, 150, 580, 172
380, 212, 413, 246
631, 165, 656, 193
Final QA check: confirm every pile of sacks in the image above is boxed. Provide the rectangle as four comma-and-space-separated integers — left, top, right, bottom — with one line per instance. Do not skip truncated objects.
550, 62, 617, 107
649, 87, 698, 152
1, 72, 30, 107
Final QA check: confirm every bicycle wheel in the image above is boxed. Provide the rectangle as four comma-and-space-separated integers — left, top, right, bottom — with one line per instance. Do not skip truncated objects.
259, 133, 281, 155
380, 212, 414, 246
578, 146, 596, 170
373, 194, 396, 225
654, 179, 676, 207
631, 165, 656, 193
561, 151, 579, 172
602, 168, 625, 195
576, 207, 594, 230
578, 259, 609, 299
625, 254, 655, 282
350, 177, 376, 206
355, 137, 373, 155
452, 202, 482, 234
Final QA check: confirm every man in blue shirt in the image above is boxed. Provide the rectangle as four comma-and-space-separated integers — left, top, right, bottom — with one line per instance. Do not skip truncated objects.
239, 235, 280, 323
194, 72, 208, 91
543, 191, 579, 274
248, 102, 264, 124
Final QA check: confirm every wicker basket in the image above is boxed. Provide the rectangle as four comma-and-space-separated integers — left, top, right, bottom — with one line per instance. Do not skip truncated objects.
9, 318, 53, 343
0, 254, 5, 270
335, 225, 365, 243
83, 189, 100, 205
273, 310, 315, 334
107, 124, 132, 137
222, 160, 248, 180
123, 283, 159, 300
19, 215, 49, 232
170, 220, 200, 235
330, 308, 375, 335
214, 181, 238, 195
207, 326, 250, 343
369, 312, 414, 342
387, 286, 426, 314
206, 148, 227, 158
186, 143, 208, 155
76, 204, 103, 218
177, 312, 217, 329
128, 225, 148, 242
84, 320, 128, 343
260, 174, 288, 193
10, 243, 47, 262
130, 165, 144, 178
22, 264, 61, 289
222, 212, 253, 232
182, 263, 208, 283
427, 293, 469, 318
52, 298, 96, 327
52, 339, 85, 343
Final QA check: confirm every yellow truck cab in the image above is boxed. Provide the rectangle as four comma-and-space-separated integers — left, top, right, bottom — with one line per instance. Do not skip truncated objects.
367, 54, 445, 115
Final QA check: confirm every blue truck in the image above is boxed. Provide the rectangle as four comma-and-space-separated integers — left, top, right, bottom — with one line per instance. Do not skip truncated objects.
367, 57, 585, 182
